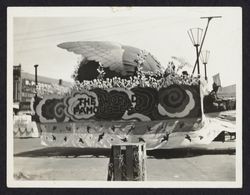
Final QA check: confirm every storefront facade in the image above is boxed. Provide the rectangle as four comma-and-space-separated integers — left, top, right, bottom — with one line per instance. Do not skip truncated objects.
13, 65, 71, 113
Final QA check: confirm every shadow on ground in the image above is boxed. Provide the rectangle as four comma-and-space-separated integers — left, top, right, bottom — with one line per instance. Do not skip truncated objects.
147, 148, 235, 159
14, 147, 235, 159
14, 147, 111, 158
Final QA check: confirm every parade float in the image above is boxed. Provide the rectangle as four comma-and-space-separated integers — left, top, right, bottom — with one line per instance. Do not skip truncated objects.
31, 41, 235, 149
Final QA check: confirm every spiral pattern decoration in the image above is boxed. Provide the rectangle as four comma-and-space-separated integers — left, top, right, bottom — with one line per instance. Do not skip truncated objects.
34, 85, 200, 122
54, 101, 66, 122
159, 85, 190, 114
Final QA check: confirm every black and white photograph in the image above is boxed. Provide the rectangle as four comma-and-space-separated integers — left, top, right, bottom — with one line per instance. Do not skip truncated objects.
7, 7, 242, 188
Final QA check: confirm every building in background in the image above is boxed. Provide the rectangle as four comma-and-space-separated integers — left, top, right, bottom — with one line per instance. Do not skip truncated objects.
211, 73, 236, 99
13, 64, 72, 113
206, 73, 236, 112
217, 84, 236, 99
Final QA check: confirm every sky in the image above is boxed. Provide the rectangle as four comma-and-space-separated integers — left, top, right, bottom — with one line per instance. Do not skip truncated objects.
10, 7, 242, 88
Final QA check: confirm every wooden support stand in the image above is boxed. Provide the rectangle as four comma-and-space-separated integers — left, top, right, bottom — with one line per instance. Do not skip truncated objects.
107, 143, 146, 181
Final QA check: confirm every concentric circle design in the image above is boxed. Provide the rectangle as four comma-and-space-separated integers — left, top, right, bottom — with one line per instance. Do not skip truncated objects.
34, 85, 200, 122
163, 87, 184, 107
54, 101, 66, 122
159, 85, 189, 114
36, 96, 68, 123
130, 87, 157, 117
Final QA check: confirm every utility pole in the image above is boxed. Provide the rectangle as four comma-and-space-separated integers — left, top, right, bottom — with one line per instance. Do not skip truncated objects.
34, 64, 39, 97
191, 16, 222, 76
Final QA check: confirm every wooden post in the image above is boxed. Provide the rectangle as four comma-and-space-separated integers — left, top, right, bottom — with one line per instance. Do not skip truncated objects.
125, 145, 134, 180
107, 143, 146, 181
113, 145, 122, 180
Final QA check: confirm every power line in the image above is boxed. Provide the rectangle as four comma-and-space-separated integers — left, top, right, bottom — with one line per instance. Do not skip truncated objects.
15, 18, 184, 53
14, 18, 109, 36
15, 17, 196, 54
14, 17, 175, 42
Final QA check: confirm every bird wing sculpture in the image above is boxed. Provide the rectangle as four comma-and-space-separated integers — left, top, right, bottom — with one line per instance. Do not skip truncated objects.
58, 41, 162, 77
58, 41, 124, 72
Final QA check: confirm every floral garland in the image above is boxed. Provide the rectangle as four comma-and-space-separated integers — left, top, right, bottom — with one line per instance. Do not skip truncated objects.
70, 72, 199, 92
37, 50, 200, 97
70, 50, 199, 93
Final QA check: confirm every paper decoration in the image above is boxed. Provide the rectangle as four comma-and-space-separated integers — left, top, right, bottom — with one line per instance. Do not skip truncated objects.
32, 84, 233, 149
13, 115, 39, 138
34, 85, 201, 123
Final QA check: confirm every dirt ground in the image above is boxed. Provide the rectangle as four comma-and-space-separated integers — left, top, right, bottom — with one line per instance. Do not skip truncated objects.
13, 138, 235, 181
